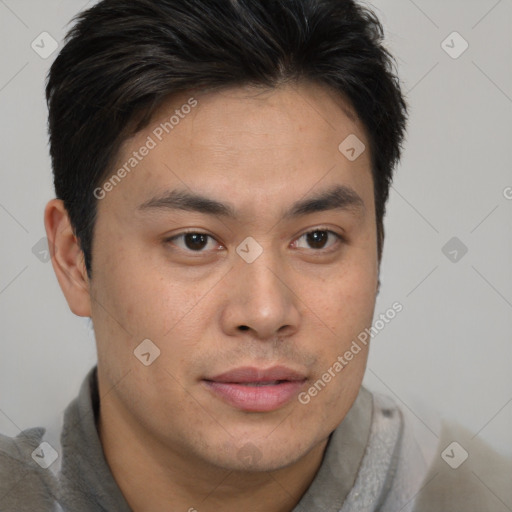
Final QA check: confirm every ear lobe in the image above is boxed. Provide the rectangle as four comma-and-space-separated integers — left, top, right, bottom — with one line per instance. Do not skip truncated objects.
44, 199, 92, 317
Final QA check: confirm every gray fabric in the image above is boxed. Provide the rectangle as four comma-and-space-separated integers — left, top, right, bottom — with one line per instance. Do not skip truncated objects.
292, 386, 373, 511
339, 393, 428, 512
412, 420, 512, 511
57, 366, 132, 511
339, 393, 405, 512
0, 428, 59, 511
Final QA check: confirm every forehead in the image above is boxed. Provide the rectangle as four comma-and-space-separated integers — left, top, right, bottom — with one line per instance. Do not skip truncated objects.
99, 81, 373, 217
158, 82, 363, 150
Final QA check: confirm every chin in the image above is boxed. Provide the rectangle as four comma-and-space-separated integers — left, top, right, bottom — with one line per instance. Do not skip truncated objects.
209, 434, 321, 473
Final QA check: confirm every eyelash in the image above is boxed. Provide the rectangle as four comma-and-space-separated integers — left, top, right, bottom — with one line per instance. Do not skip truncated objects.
163, 228, 345, 255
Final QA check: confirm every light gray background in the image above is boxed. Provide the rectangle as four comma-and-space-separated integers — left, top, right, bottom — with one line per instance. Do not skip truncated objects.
0, 0, 511, 499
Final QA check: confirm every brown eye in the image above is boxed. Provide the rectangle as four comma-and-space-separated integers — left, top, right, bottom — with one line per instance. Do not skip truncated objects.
306, 230, 328, 249
166, 232, 217, 252
293, 229, 343, 251
183, 233, 208, 250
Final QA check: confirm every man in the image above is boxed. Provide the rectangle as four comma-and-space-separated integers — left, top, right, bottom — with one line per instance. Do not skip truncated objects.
0, 0, 466, 510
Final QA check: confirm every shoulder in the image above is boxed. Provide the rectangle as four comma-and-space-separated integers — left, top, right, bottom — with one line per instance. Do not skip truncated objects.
412, 419, 512, 511
0, 427, 59, 511
359, 390, 512, 511
336, 389, 429, 512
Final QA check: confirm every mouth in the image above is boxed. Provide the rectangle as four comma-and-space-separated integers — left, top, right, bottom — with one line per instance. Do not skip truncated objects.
203, 366, 307, 412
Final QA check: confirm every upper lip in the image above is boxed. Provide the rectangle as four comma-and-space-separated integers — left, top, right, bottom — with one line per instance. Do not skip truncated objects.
205, 366, 307, 383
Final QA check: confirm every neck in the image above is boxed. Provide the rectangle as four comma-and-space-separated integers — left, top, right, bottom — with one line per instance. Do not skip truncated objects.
98, 396, 328, 512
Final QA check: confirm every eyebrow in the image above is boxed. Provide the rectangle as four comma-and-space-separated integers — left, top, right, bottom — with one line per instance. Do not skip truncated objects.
137, 184, 365, 220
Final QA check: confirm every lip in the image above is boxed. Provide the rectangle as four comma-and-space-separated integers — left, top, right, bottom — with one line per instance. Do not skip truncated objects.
203, 366, 307, 412
207, 366, 306, 383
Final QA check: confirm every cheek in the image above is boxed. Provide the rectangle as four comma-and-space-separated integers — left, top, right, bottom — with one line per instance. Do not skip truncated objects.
307, 258, 377, 340
92, 237, 179, 333
308, 257, 376, 413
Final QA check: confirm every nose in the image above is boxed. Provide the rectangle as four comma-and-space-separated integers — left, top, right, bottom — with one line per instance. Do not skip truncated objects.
219, 248, 301, 341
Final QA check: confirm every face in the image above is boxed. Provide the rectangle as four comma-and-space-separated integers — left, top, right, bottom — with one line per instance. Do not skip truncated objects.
87, 81, 378, 472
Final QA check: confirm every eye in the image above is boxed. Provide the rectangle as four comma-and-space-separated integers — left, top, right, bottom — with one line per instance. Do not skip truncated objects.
165, 232, 220, 252
292, 229, 344, 251
164, 228, 344, 255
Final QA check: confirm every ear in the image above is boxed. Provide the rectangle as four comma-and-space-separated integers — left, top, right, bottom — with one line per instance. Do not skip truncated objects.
44, 199, 92, 317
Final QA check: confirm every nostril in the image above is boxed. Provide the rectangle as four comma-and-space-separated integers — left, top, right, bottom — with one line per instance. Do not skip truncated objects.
239, 325, 249, 331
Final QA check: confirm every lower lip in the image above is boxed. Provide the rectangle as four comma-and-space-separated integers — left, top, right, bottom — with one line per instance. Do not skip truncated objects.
203, 380, 306, 412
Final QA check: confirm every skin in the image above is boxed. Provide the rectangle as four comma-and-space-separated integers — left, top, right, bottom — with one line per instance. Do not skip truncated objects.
44, 81, 379, 512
